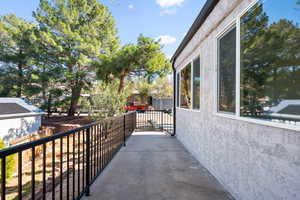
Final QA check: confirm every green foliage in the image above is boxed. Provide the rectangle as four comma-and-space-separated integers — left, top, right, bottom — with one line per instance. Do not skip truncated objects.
134, 79, 152, 105
78, 96, 92, 112
89, 80, 131, 120
180, 64, 191, 108
130, 76, 172, 105
0, 14, 65, 104
0, 64, 18, 96
52, 97, 71, 112
34, 0, 119, 116
35, 63, 65, 113
151, 76, 173, 98
0, 1, 170, 117
0, 139, 16, 182
95, 34, 171, 92
0, 15, 37, 97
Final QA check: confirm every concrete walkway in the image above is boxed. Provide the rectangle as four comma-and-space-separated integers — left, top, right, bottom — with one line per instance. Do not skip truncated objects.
83, 132, 233, 200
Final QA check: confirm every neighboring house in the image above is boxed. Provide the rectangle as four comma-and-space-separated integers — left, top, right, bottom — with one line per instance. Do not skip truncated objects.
127, 90, 152, 106
152, 98, 172, 110
0, 98, 44, 144
171, 1, 300, 200
268, 100, 300, 121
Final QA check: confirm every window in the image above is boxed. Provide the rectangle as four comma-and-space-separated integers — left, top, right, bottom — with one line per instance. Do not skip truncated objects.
180, 63, 192, 109
240, 0, 300, 124
193, 57, 200, 109
177, 57, 200, 110
217, 26, 236, 113
176, 73, 180, 107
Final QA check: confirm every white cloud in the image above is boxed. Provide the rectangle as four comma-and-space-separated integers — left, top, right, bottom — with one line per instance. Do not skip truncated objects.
156, 35, 177, 45
160, 8, 177, 15
156, 0, 185, 8
166, 54, 172, 60
128, 4, 134, 9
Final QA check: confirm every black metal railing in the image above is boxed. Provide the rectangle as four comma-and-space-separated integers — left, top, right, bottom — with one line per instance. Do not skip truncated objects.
0, 111, 136, 200
136, 110, 173, 134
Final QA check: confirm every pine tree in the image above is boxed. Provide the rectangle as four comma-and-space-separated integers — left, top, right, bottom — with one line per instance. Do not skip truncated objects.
34, 0, 119, 116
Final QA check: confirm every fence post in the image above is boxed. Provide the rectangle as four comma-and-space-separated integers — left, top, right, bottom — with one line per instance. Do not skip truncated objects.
85, 127, 91, 196
1, 157, 6, 200
123, 115, 126, 147
161, 111, 164, 131
134, 112, 137, 130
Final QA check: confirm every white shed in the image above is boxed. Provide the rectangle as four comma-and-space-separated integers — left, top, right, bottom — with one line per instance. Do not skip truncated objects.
0, 98, 44, 144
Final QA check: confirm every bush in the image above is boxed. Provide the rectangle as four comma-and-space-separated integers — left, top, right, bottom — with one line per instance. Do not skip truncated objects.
0, 139, 16, 182
89, 80, 131, 120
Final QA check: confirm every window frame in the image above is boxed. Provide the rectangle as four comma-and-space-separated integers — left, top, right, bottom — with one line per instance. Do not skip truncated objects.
214, 0, 300, 131
179, 63, 192, 109
176, 72, 180, 108
216, 23, 237, 115
192, 56, 201, 110
176, 54, 202, 111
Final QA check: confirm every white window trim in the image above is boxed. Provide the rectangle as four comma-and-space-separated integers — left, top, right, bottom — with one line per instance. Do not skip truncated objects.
176, 72, 177, 107
215, 113, 300, 131
191, 60, 194, 109
236, 17, 241, 117
239, 0, 260, 19
176, 54, 202, 111
213, 0, 300, 132
176, 71, 180, 108
215, 20, 237, 115
192, 55, 201, 110
177, 107, 203, 113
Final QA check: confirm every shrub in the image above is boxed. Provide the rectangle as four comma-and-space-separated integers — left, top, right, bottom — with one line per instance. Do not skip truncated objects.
0, 139, 16, 182
89, 80, 131, 120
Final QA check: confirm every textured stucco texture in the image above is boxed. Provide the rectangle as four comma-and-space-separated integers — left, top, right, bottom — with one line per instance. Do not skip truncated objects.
174, 0, 300, 199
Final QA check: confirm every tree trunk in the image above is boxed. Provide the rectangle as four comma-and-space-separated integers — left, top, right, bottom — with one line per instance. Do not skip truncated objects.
17, 63, 23, 97
68, 85, 82, 116
118, 73, 126, 92
47, 93, 52, 117
42, 66, 47, 105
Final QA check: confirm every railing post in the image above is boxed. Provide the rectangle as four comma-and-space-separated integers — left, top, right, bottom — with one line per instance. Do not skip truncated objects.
134, 112, 137, 130
85, 127, 91, 196
1, 157, 6, 200
132, 113, 134, 130
161, 111, 164, 131
123, 115, 126, 147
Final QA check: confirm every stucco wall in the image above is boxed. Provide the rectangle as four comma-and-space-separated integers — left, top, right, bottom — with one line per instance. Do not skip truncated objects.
0, 116, 41, 144
174, 0, 300, 199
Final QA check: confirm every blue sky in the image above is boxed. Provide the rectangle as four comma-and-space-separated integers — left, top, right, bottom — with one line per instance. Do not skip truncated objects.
0, 0, 206, 58
264, 0, 300, 25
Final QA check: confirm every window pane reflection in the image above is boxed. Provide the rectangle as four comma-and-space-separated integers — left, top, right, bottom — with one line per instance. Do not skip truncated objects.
180, 64, 191, 109
193, 57, 200, 109
218, 27, 236, 113
240, 0, 300, 125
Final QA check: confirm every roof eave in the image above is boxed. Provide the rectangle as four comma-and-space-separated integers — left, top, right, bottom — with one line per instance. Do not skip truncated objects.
0, 112, 45, 120
171, 0, 220, 64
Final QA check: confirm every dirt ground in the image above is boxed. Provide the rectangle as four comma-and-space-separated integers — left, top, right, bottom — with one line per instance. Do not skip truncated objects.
42, 116, 93, 125
42, 116, 94, 134
4, 116, 95, 200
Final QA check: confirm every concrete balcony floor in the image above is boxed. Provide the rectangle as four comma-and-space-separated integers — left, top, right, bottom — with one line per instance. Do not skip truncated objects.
82, 132, 233, 200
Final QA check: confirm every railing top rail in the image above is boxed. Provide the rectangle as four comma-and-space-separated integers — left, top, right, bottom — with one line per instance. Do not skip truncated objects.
136, 110, 172, 112
0, 111, 136, 158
